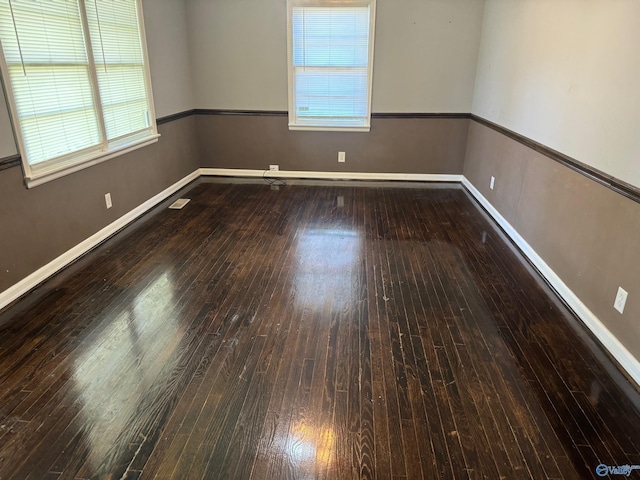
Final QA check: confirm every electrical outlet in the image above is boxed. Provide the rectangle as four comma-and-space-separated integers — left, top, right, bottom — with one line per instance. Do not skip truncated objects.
105, 193, 112, 209
337, 195, 344, 208
338, 152, 346, 163
614, 287, 628, 314
269, 165, 279, 171
490, 176, 495, 190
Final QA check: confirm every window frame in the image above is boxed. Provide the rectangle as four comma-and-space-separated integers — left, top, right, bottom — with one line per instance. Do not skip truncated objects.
0, 0, 159, 188
286, 0, 376, 132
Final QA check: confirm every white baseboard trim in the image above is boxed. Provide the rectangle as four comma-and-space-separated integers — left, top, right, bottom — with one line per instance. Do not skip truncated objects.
461, 176, 640, 387
0, 169, 200, 312
199, 168, 462, 183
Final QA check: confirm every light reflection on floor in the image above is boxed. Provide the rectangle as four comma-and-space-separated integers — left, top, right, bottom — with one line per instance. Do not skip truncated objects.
293, 228, 361, 312
72, 271, 179, 470
269, 421, 336, 479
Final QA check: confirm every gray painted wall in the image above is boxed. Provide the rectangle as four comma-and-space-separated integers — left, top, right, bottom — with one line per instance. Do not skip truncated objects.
0, 117, 199, 293
197, 115, 469, 175
463, 121, 640, 370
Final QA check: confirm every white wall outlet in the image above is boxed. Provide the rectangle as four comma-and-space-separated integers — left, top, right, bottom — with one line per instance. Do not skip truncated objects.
614, 286, 628, 314
105, 193, 112, 209
490, 176, 495, 190
337, 195, 344, 208
338, 152, 346, 163
269, 165, 279, 171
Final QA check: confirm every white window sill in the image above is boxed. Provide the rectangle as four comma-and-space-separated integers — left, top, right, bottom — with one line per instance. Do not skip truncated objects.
288, 124, 371, 133
25, 134, 161, 189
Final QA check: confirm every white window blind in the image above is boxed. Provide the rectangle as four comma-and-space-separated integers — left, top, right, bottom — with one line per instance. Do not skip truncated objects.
86, 0, 150, 142
287, 0, 376, 131
0, 0, 157, 184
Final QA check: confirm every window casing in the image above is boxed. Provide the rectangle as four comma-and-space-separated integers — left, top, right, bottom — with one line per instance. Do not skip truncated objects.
0, 0, 157, 187
287, 0, 376, 132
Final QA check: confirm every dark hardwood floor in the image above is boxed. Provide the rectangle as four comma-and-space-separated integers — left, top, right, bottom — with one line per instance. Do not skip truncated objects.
0, 179, 639, 480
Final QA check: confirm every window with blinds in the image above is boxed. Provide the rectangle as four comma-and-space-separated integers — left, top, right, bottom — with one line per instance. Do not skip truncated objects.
287, 0, 376, 132
0, 0, 157, 185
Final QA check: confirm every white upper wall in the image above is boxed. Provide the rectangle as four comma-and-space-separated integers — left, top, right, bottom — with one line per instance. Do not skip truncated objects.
186, 0, 288, 111
374, 0, 485, 112
0, 87, 16, 158
186, 0, 485, 112
142, 0, 194, 117
472, 0, 640, 187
